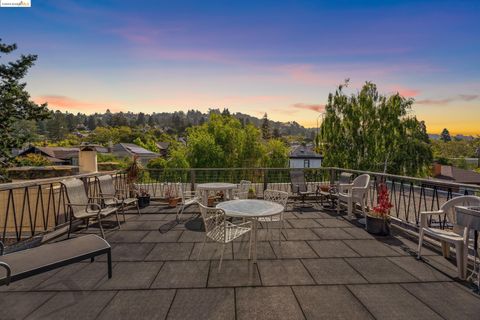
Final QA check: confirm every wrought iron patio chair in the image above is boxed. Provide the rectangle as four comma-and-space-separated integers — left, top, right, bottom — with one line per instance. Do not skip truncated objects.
233, 180, 251, 200
196, 202, 252, 271
417, 195, 480, 279
97, 175, 140, 222
258, 189, 289, 244
62, 178, 120, 239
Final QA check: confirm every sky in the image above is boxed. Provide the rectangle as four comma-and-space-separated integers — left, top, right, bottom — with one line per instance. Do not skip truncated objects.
1, 0, 479, 134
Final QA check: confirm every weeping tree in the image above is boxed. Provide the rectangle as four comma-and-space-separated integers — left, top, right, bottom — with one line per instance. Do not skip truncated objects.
319, 81, 432, 176
0, 39, 50, 165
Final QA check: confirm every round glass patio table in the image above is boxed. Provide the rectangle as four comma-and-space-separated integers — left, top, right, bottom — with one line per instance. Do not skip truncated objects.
216, 199, 284, 263
197, 183, 237, 205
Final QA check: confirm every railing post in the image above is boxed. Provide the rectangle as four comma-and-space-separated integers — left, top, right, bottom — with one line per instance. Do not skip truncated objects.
329, 168, 335, 185
190, 169, 196, 191
263, 168, 268, 192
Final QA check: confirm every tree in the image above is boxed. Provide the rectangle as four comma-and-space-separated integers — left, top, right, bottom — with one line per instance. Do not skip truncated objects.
261, 113, 271, 139
0, 39, 50, 162
320, 81, 432, 176
441, 128, 451, 142
263, 139, 289, 167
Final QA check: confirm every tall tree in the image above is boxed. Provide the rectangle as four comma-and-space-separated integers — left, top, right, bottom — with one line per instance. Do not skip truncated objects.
0, 39, 50, 162
441, 128, 451, 142
261, 113, 271, 139
320, 82, 432, 176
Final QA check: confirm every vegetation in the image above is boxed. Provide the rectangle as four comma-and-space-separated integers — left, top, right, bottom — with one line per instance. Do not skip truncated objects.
440, 128, 451, 142
14, 154, 52, 167
320, 81, 433, 176
0, 39, 50, 163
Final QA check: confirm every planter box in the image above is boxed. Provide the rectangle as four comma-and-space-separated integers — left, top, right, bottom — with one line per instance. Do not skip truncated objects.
366, 215, 390, 236
137, 196, 151, 209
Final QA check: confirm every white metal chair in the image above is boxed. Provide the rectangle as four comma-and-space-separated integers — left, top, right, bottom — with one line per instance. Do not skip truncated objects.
176, 183, 200, 221
97, 175, 140, 222
197, 202, 252, 271
233, 180, 251, 200
62, 178, 120, 239
336, 174, 370, 218
417, 195, 480, 279
258, 190, 289, 244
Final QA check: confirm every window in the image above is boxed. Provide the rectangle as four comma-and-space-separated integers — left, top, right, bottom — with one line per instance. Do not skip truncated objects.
303, 159, 310, 168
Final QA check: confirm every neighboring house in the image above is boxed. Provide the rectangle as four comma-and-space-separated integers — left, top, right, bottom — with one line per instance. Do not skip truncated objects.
155, 142, 170, 157
433, 164, 480, 186
17, 146, 80, 165
289, 145, 323, 168
111, 143, 160, 164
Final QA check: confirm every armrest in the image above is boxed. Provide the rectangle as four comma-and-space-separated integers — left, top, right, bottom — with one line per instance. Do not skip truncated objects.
0, 262, 11, 286
67, 202, 102, 211
419, 210, 444, 228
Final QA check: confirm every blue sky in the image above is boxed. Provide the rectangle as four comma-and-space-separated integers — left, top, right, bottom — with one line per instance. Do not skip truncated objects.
1, 0, 479, 133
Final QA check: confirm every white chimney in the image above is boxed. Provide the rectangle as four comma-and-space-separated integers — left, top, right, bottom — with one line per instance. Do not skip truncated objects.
79, 145, 98, 173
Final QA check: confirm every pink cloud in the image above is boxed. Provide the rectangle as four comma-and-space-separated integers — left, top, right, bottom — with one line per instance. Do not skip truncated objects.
34, 95, 125, 113
292, 103, 325, 112
416, 94, 479, 105
389, 85, 420, 97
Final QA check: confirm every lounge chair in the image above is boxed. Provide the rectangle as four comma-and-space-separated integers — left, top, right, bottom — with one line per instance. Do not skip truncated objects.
336, 174, 370, 218
97, 175, 140, 222
0, 234, 112, 286
290, 169, 314, 208
62, 178, 120, 239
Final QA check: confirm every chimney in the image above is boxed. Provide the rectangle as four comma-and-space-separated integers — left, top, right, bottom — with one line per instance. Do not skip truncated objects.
79, 145, 98, 173
433, 163, 442, 177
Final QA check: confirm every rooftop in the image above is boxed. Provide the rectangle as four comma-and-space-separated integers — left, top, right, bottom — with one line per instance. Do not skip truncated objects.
1, 202, 479, 319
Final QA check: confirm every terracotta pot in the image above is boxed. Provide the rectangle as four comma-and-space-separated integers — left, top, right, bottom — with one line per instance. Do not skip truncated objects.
366, 214, 390, 236
207, 196, 216, 207
320, 185, 331, 192
168, 197, 180, 208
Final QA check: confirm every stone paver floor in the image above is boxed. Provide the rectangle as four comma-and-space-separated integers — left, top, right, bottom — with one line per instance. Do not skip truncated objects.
1, 203, 480, 319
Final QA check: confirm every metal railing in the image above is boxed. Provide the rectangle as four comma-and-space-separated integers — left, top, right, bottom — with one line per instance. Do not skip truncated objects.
1, 167, 479, 246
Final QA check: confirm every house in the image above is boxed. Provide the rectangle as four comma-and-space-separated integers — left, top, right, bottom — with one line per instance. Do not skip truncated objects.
155, 142, 170, 157
17, 146, 80, 165
111, 143, 160, 164
433, 164, 480, 186
289, 145, 323, 168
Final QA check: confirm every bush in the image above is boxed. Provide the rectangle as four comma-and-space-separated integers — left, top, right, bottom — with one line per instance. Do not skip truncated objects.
15, 154, 52, 167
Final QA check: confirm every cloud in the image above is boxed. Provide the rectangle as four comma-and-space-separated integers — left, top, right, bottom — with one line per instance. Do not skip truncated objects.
389, 85, 420, 97
416, 94, 479, 105
292, 103, 325, 112
34, 95, 125, 113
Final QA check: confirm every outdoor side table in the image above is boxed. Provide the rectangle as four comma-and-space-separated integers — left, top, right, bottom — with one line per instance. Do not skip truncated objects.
197, 183, 237, 206
217, 199, 284, 263
456, 205, 480, 290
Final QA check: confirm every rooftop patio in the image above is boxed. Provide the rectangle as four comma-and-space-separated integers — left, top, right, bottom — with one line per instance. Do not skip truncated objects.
1, 202, 479, 320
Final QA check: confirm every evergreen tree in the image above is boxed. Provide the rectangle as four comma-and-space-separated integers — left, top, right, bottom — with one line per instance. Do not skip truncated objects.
261, 113, 271, 139
441, 128, 451, 142
0, 39, 50, 162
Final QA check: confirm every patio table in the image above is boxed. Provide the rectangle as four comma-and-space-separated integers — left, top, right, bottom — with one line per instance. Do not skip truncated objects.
217, 199, 284, 263
456, 205, 480, 289
197, 182, 237, 205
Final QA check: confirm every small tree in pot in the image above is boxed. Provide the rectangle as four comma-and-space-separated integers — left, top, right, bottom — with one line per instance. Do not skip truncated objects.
165, 184, 180, 208
366, 183, 393, 236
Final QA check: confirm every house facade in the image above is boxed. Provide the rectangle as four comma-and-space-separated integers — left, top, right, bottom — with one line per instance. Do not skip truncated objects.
289, 145, 323, 169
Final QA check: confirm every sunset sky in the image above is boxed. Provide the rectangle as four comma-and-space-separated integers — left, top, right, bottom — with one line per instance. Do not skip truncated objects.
1, 0, 479, 134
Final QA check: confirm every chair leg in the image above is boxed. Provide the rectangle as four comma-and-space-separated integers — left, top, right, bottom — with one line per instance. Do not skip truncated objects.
347, 199, 353, 217
197, 235, 207, 260
441, 241, 450, 257
278, 219, 283, 246
136, 201, 141, 215
248, 230, 253, 260
455, 242, 466, 279
218, 244, 225, 272
115, 211, 121, 229
98, 218, 106, 239
417, 229, 424, 259
121, 203, 126, 223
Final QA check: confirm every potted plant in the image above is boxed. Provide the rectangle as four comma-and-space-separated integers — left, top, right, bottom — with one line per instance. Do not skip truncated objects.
137, 188, 150, 208
165, 184, 180, 208
248, 187, 256, 199
366, 183, 393, 236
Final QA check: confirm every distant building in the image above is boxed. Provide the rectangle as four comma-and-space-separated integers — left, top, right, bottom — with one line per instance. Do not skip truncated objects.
17, 146, 80, 165
111, 143, 160, 164
155, 142, 170, 157
289, 145, 323, 168
433, 164, 480, 186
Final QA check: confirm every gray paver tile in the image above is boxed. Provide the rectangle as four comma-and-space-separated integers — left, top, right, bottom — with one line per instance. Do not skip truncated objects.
122, 220, 164, 230
208, 260, 261, 287
344, 239, 400, 256
26, 290, 117, 320
293, 285, 373, 320
257, 259, 314, 286
348, 284, 442, 320
302, 258, 367, 284
106, 230, 148, 243
271, 241, 318, 259
233, 241, 277, 260
420, 255, 459, 278
388, 257, 452, 282
346, 257, 418, 283
0, 269, 59, 292
98, 290, 175, 320
342, 227, 375, 239
190, 242, 233, 260
402, 282, 480, 320
283, 228, 319, 240
151, 260, 209, 288
145, 243, 194, 261
178, 230, 210, 242
308, 240, 360, 257
141, 230, 183, 242
288, 218, 321, 228
0, 292, 55, 319
316, 218, 353, 228
97, 262, 162, 289
311, 227, 355, 240
236, 286, 305, 320
167, 288, 235, 320
99, 243, 155, 262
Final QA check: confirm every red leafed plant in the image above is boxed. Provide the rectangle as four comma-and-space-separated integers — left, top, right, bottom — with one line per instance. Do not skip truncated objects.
371, 183, 393, 218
